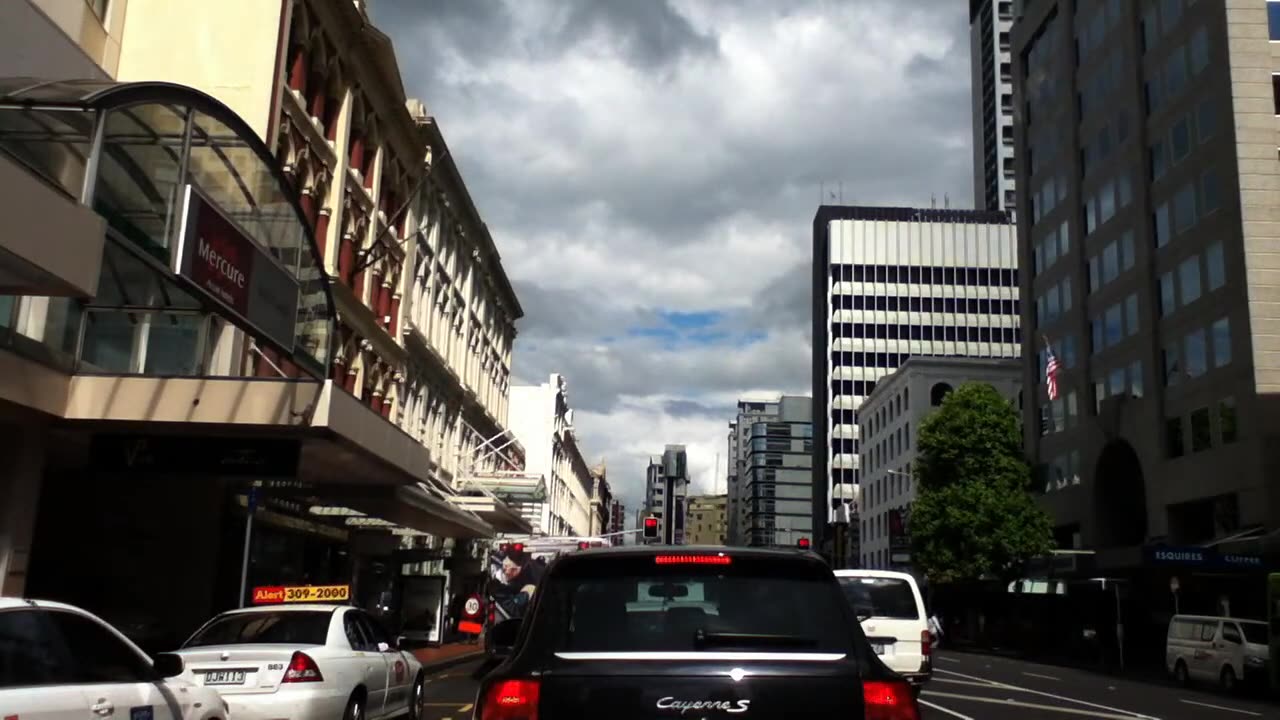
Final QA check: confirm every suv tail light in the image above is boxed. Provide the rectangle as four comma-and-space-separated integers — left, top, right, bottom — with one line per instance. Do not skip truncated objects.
282, 651, 323, 683
920, 629, 932, 658
863, 680, 919, 720
481, 678, 540, 720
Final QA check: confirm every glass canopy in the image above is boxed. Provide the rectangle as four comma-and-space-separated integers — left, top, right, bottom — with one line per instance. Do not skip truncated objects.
0, 78, 334, 375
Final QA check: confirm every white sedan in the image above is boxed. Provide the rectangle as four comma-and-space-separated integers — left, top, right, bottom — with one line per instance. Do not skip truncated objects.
173, 604, 426, 720
0, 598, 227, 720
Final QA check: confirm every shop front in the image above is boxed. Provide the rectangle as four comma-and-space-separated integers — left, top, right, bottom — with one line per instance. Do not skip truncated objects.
0, 78, 496, 650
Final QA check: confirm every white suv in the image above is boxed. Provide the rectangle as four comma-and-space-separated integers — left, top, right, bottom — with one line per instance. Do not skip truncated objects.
834, 569, 932, 688
0, 598, 226, 720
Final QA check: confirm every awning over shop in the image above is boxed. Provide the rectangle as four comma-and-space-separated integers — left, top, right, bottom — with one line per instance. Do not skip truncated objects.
448, 493, 534, 534
313, 484, 493, 539
460, 472, 547, 503
63, 376, 440, 486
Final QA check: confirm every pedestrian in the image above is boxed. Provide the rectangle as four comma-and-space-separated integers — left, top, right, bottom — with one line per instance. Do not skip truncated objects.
928, 610, 944, 650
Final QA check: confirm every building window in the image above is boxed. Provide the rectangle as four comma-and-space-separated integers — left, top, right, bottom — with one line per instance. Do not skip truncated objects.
1185, 328, 1207, 378
91, 0, 110, 21
1212, 317, 1231, 368
1220, 397, 1238, 444
930, 383, 953, 407
1166, 416, 1184, 458
1206, 242, 1225, 291
1179, 255, 1201, 305
1163, 343, 1181, 386
1273, 74, 1280, 115
1270, 1, 1280, 41
1190, 407, 1212, 453
1155, 203, 1171, 247
1159, 272, 1176, 317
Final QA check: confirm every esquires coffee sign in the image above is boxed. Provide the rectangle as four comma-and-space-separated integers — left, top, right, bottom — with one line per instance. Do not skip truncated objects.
175, 185, 300, 352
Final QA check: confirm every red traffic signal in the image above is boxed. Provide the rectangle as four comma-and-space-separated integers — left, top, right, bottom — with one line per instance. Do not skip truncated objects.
578, 541, 590, 550
499, 543, 509, 552
643, 516, 659, 539
797, 537, 811, 549
511, 542, 524, 553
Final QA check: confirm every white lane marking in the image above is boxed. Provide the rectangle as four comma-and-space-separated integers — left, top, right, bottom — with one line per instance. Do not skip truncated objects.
918, 698, 975, 719
922, 690, 1148, 719
934, 678, 1002, 689
1179, 699, 1262, 716
1021, 671, 1060, 681
458, 704, 474, 713
935, 668, 1159, 719
937, 656, 962, 663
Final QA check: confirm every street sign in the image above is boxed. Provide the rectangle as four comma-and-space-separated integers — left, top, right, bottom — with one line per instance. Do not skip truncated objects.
463, 596, 482, 618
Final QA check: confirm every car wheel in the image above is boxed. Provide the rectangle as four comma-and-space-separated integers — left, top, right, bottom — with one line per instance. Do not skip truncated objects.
1173, 660, 1190, 687
1220, 665, 1237, 693
408, 674, 426, 720
343, 692, 364, 720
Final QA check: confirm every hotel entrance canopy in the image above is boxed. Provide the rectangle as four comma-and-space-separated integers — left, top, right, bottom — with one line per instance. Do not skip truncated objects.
0, 78, 495, 539
0, 78, 334, 374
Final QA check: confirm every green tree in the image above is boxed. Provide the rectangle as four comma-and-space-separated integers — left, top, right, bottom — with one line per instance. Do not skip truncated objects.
908, 382, 1053, 584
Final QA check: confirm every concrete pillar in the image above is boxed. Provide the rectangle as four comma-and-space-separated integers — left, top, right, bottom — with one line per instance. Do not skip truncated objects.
0, 423, 47, 596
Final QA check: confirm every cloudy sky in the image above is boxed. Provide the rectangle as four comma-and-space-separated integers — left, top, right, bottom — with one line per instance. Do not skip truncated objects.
372, 0, 974, 514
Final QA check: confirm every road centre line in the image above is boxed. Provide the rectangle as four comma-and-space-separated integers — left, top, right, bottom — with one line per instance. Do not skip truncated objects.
934, 677, 1006, 689
936, 655, 962, 663
1178, 699, 1261, 717
935, 668, 1159, 719
922, 690, 1153, 720
917, 698, 975, 719
458, 704, 474, 713
1021, 671, 1061, 681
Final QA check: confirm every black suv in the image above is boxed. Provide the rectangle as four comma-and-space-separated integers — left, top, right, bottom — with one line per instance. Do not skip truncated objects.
473, 545, 921, 719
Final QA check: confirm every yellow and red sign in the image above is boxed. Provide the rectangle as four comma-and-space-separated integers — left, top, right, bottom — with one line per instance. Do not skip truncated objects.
252, 584, 350, 605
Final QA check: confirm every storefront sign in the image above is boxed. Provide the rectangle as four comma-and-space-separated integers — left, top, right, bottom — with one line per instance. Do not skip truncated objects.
174, 184, 299, 353
252, 584, 350, 604
1145, 544, 1265, 570
90, 434, 300, 476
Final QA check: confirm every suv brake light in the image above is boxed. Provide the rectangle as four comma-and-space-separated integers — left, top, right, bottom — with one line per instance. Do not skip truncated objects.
921, 629, 932, 658
654, 554, 731, 565
863, 680, 919, 720
281, 651, 323, 683
481, 678, 540, 720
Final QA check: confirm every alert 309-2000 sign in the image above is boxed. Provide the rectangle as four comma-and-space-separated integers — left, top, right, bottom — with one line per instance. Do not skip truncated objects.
252, 584, 351, 604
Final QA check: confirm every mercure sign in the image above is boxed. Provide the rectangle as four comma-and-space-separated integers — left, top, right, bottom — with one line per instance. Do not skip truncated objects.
174, 184, 299, 352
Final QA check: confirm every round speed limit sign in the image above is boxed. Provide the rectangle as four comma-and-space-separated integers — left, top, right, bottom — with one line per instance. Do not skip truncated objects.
464, 596, 482, 618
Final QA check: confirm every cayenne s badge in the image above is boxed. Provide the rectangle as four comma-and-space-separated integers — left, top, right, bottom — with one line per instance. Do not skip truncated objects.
656, 697, 751, 714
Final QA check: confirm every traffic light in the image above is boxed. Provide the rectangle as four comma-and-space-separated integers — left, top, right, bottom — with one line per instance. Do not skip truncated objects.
643, 516, 659, 540
797, 537, 811, 550
578, 541, 590, 550
511, 542, 524, 553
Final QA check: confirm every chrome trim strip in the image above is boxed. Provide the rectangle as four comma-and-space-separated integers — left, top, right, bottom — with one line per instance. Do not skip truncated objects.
554, 652, 846, 661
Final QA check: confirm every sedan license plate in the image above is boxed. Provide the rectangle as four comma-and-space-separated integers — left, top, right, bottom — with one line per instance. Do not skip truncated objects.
203, 670, 247, 686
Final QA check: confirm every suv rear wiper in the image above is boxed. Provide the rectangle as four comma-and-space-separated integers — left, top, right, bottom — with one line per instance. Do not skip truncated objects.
693, 630, 818, 650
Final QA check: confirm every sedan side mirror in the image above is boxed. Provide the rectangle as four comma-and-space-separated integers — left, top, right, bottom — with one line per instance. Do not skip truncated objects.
490, 618, 522, 657
153, 653, 184, 678
377, 641, 392, 653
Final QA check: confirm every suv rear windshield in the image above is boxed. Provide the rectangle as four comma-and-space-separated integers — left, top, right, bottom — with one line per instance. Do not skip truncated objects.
184, 611, 331, 647
536, 553, 856, 653
837, 576, 919, 620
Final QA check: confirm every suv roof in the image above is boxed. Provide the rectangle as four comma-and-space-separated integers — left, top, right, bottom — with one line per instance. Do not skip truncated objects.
834, 569, 918, 581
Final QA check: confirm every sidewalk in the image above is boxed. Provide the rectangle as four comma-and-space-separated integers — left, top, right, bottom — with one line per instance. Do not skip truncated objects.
411, 640, 484, 672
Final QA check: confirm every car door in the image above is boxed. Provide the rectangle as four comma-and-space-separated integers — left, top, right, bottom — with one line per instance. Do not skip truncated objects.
0, 607, 89, 720
342, 611, 390, 717
1192, 620, 1221, 681
356, 613, 412, 714
42, 609, 182, 720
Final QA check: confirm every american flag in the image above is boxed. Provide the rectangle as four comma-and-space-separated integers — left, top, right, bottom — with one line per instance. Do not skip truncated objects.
1045, 343, 1060, 401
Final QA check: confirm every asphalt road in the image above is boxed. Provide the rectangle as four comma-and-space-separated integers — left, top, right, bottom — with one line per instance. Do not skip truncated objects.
419, 655, 1279, 720
921, 650, 1277, 719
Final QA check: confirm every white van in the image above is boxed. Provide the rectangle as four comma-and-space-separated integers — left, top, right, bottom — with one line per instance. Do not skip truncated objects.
1166, 614, 1269, 691
834, 569, 931, 687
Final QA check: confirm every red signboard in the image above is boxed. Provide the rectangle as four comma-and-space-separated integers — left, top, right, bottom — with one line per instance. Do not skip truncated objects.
189, 197, 253, 316
252, 586, 286, 604
175, 185, 300, 353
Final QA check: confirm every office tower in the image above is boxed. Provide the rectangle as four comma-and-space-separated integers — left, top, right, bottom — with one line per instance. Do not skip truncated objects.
811, 206, 1020, 545
971, 0, 1019, 212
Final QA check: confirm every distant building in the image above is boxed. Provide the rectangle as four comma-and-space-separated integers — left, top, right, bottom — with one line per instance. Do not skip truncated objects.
608, 499, 625, 537
509, 374, 594, 536
588, 463, 611, 537
726, 398, 791, 545
645, 446, 689, 544
685, 495, 728, 545
741, 396, 814, 548
970, 0, 1017, 213
858, 357, 1020, 570
811, 205, 1020, 548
